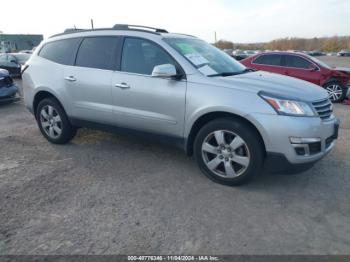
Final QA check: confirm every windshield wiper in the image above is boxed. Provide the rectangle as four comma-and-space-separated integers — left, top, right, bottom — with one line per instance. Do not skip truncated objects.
207, 68, 257, 77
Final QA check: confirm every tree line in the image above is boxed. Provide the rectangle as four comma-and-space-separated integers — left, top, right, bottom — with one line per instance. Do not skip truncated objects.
214, 36, 350, 52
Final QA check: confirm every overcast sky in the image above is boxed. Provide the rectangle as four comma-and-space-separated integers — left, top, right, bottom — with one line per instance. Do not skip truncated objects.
1, 0, 349, 43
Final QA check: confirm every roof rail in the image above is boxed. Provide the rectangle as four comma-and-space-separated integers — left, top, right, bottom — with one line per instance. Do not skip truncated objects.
113, 24, 168, 33
50, 24, 169, 38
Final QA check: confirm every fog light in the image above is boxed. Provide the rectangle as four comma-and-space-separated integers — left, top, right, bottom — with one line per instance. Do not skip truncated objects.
295, 147, 306, 156
290, 137, 321, 144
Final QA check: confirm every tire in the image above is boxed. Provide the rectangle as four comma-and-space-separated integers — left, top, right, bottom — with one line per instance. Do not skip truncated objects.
323, 80, 347, 103
193, 118, 264, 186
36, 97, 76, 144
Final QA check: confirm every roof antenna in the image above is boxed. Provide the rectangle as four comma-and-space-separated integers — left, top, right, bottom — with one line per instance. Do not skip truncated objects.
91, 19, 94, 29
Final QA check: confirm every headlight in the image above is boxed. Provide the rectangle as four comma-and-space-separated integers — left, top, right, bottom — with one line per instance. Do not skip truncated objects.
260, 93, 316, 116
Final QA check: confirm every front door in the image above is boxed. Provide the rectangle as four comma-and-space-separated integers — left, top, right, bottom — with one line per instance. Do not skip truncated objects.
283, 55, 321, 85
111, 37, 187, 137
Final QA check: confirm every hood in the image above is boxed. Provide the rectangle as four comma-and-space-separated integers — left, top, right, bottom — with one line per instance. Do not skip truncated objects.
217, 71, 328, 102
333, 67, 350, 74
0, 69, 10, 77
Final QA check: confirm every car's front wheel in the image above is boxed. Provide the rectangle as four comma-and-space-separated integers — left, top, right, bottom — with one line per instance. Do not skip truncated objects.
323, 80, 347, 103
194, 118, 264, 186
36, 98, 77, 144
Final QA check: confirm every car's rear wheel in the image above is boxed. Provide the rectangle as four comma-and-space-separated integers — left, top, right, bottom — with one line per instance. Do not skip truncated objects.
194, 118, 264, 186
323, 80, 347, 103
36, 98, 76, 144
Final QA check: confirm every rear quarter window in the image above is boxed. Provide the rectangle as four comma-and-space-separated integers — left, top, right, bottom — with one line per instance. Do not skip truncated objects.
38, 38, 81, 65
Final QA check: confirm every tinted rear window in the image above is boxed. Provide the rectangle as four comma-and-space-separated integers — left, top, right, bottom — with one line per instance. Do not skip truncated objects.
75, 37, 121, 70
285, 55, 312, 69
253, 54, 282, 66
39, 38, 80, 65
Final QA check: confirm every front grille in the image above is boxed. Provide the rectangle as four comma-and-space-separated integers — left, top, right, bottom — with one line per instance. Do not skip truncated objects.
312, 98, 333, 120
0, 76, 13, 88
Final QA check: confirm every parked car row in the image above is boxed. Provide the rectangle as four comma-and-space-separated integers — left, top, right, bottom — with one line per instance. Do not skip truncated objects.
231, 49, 261, 60
0, 52, 31, 77
240, 51, 350, 102
337, 49, 350, 57
225, 48, 350, 60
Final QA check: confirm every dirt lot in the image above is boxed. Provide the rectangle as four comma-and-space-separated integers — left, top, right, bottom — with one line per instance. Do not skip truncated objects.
1, 57, 350, 255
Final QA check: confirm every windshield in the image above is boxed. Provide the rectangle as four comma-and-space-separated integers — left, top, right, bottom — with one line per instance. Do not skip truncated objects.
307, 55, 331, 69
164, 38, 246, 76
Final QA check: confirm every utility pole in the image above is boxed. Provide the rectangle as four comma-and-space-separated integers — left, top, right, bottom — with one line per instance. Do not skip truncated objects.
91, 19, 94, 29
214, 31, 217, 43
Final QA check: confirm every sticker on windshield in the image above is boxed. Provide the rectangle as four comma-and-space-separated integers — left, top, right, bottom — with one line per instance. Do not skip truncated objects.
185, 53, 209, 67
175, 43, 197, 54
198, 65, 217, 76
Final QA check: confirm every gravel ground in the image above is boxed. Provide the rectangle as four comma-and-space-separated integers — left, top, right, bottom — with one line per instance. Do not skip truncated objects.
1, 59, 350, 255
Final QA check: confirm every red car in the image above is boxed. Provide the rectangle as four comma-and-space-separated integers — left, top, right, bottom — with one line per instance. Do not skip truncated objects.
240, 52, 350, 102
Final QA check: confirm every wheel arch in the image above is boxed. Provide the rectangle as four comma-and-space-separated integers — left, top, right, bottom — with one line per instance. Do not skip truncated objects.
185, 111, 267, 156
33, 90, 65, 119
323, 77, 339, 86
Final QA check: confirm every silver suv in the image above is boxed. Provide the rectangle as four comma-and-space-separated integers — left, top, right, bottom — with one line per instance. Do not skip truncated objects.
22, 25, 339, 185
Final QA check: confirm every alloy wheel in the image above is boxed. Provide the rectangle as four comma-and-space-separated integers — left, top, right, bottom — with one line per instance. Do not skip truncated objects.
326, 84, 343, 102
40, 105, 62, 139
201, 130, 250, 178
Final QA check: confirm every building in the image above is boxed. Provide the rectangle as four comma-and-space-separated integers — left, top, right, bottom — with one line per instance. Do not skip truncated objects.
0, 34, 43, 53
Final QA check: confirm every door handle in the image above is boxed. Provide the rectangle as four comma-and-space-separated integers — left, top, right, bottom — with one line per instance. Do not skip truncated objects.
64, 76, 77, 82
115, 82, 130, 89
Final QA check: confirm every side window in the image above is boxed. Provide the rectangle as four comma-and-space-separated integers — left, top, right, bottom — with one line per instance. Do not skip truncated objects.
75, 37, 121, 70
253, 54, 282, 66
39, 38, 81, 65
121, 38, 176, 75
285, 55, 312, 69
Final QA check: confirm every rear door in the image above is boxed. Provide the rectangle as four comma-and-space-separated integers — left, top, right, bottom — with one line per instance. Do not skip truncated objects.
64, 36, 122, 124
111, 37, 187, 137
251, 54, 284, 75
283, 54, 320, 85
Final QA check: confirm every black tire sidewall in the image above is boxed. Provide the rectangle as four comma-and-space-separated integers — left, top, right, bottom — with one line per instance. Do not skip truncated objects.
194, 118, 264, 186
324, 81, 346, 103
36, 98, 76, 144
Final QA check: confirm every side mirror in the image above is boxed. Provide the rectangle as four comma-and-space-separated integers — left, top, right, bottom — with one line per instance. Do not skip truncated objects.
10, 60, 17, 64
151, 64, 178, 78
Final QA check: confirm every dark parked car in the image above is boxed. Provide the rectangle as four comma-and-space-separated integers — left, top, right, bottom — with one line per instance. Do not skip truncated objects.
337, 49, 350, 57
0, 53, 31, 77
0, 69, 19, 104
307, 50, 325, 56
231, 50, 249, 60
241, 51, 350, 102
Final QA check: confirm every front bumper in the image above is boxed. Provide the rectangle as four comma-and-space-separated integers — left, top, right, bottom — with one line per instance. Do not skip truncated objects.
0, 84, 20, 103
249, 113, 339, 172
